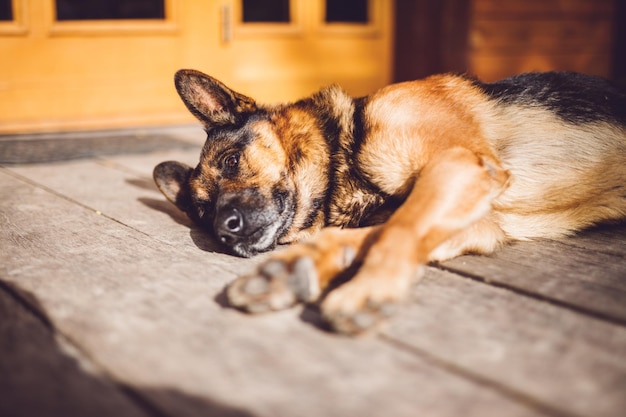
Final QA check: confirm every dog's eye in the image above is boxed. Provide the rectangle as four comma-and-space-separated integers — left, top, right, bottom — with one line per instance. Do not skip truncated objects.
224, 153, 239, 170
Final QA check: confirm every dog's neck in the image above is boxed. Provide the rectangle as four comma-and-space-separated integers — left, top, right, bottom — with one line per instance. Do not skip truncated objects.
308, 88, 391, 228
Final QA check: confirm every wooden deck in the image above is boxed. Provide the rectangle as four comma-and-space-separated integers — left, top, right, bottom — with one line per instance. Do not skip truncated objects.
1, 126, 625, 417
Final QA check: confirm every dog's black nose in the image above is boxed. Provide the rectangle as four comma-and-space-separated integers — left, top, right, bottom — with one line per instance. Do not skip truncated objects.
216, 207, 244, 244
224, 209, 243, 233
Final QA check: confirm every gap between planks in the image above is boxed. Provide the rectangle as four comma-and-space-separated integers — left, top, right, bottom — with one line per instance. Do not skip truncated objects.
435, 262, 626, 328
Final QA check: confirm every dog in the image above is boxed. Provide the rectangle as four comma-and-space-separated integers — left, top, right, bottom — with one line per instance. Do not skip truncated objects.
154, 69, 626, 335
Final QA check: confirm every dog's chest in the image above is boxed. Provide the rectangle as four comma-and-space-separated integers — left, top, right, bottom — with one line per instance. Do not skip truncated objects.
325, 164, 393, 227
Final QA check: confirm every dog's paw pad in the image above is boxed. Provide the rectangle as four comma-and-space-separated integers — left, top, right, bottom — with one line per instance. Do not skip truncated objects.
368, 299, 397, 318
242, 276, 271, 296
227, 257, 320, 314
323, 299, 399, 335
259, 259, 287, 278
288, 257, 318, 301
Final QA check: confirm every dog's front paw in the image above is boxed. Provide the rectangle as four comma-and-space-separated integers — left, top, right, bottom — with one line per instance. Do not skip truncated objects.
320, 266, 417, 335
323, 295, 398, 336
227, 257, 320, 314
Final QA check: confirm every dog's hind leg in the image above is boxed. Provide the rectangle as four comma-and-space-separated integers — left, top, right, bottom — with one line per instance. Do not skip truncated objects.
321, 146, 510, 334
227, 226, 378, 314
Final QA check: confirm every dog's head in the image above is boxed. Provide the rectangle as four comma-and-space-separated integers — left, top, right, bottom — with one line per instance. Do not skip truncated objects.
154, 69, 332, 257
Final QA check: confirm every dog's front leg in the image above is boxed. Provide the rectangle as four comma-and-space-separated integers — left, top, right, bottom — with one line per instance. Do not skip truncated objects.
322, 146, 510, 334
227, 226, 378, 313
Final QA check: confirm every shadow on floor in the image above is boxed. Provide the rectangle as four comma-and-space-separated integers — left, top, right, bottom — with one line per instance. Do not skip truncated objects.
0, 282, 255, 417
0, 132, 197, 165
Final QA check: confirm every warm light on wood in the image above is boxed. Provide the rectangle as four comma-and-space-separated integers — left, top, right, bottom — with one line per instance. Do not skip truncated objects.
0, 0, 393, 133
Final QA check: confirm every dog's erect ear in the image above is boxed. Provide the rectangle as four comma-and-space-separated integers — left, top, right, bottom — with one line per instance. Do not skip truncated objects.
153, 161, 194, 214
174, 69, 257, 128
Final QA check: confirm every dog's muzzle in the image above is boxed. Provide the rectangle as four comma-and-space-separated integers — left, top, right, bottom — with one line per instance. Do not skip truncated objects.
213, 190, 293, 257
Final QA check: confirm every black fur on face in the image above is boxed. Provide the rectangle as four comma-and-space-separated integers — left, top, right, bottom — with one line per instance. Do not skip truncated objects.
154, 69, 363, 256
153, 70, 300, 257
178, 114, 299, 257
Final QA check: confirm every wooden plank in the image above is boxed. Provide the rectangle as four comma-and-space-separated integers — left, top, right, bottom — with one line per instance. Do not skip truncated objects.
441, 228, 626, 323
7, 154, 211, 250
0, 170, 541, 417
386, 267, 626, 417
100, 146, 204, 177
0, 287, 151, 417
550, 223, 626, 256
10, 154, 626, 324
5, 149, 626, 416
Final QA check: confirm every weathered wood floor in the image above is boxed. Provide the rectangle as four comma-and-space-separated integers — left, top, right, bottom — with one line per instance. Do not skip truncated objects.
1, 126, 625, 417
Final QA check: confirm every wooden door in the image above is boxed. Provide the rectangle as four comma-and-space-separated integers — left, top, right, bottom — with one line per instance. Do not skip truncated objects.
0, 0, 392, 134
0, 0, 190, 133
222, 0, 393, 101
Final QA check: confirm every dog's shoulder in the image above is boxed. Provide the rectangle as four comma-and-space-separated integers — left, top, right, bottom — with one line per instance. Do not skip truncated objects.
305, 84, 357, 133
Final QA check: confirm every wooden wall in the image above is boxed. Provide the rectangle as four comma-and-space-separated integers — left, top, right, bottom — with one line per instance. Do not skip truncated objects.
467, 0, 616, 81
393, 0, 620, 83
393, 0, 470, 82
612, 0, 626, 86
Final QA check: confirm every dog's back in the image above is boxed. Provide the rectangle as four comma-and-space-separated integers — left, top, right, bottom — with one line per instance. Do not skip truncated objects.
476, 72, 626, 239
353, 71, 625, 242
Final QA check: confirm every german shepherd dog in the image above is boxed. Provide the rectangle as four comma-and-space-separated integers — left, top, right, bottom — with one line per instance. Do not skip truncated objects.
154, 69, 626, 335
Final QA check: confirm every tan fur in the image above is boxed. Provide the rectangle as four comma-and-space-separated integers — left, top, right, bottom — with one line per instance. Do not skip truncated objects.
272, 107, 331, 243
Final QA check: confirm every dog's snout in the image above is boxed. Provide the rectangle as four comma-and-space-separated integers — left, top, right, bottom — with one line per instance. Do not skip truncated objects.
216, 207, 245, 244
211, 187, 292, 257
